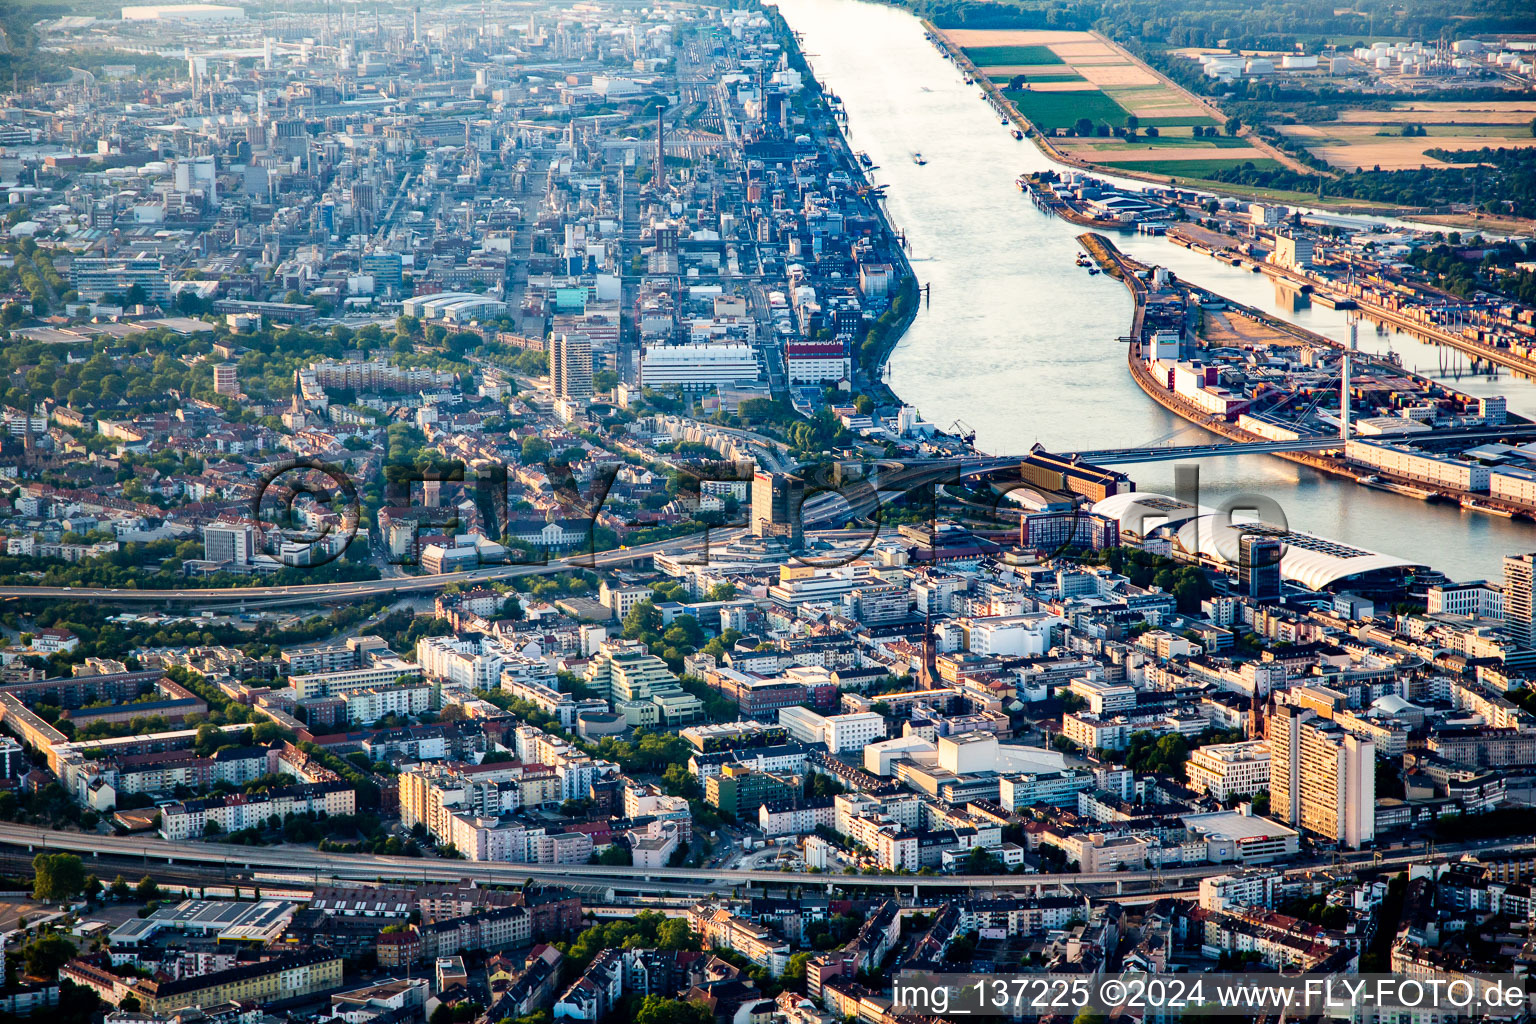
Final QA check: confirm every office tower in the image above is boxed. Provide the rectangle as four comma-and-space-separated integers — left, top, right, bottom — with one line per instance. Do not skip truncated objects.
751, 471, 804, 551
1505, 553, 1535, 647
1238, 534, 1284, 602
204, 521, 256, 566
548, 333, 593, 402
1268, 704, 1374, 848
213, 363, 239, 397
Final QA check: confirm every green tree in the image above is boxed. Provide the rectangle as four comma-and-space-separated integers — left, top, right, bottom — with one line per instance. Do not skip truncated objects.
520, 436, 552, 464
32, 853, 86, 901
622, 599, 664, 641
1074, 117, 1094, 137
135, 875, 161, 902
634, 996, 712, 1024
22, 933, 77, 979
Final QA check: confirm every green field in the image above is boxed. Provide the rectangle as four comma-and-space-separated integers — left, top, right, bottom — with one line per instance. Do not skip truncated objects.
1137, 115, 1221, 128
1095, 156, 1286, 177
1126, 133, 1251, 148
989, 70, 1083, 82
962, 45, 1064, 66
1004, 88, 1130, 131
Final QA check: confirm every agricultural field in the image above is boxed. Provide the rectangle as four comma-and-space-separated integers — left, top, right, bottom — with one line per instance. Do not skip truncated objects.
1094, 156, 1286, 177
946, 27, 1285, 177
1275, 101, 1536, 171
1002, 88, 1130, 131
961, 44, 1063, 66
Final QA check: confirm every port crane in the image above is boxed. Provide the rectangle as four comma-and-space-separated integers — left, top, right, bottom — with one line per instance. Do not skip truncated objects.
950, 419, 977, 445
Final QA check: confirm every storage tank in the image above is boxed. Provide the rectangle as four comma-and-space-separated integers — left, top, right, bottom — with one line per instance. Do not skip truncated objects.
1376, 56, 1393, 70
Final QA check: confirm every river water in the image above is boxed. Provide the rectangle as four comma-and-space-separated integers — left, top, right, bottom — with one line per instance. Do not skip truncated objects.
772, 0, 1536, 582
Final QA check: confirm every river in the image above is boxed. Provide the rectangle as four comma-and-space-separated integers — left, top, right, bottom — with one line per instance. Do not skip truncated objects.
771, 0, 1536, 582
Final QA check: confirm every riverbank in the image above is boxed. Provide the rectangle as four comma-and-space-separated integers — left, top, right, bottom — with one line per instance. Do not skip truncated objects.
767, 3, 919, 407
1164, 225, 1536, 380
1084, 231, 1536, 520
770, 0, 1536, 581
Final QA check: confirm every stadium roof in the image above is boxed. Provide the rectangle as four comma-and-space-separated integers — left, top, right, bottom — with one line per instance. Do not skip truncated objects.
1092, 491, 1423, 592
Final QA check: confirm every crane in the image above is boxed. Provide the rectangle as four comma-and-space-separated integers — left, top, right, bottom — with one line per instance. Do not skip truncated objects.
950, 419, 977, 446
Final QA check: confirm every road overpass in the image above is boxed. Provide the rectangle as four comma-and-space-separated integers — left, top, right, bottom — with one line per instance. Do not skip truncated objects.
0, 822, 1519, 896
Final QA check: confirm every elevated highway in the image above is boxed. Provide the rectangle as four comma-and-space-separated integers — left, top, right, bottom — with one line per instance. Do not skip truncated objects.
0, 822, 1521, 896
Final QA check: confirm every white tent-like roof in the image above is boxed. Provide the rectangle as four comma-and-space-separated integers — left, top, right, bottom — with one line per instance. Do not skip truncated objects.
1093, 491, 1423, 592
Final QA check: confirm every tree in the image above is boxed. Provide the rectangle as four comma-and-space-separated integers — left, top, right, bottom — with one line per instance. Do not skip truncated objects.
1145, 126, 1159, 138
22, 933, 77, 980
704, 582, 737, 602
783, 951, 812, 990
622, 599, 663, 642
520, 436, 552, 464
1124, 114, 1139, 132
1073, 117, 1094, 137
135, 875, 161, 902
1225, 116, 1242, 136
634, 996, 713, 1024
32, 853, 86, 901
109, 875, 132, 901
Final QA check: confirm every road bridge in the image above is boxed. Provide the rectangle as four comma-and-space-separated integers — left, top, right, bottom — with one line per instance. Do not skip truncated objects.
0, 823, 1522, 896
1060, 423, 1536, 465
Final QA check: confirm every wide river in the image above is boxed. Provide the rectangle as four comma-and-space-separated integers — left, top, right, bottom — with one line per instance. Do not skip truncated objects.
772, 0, 1536, 582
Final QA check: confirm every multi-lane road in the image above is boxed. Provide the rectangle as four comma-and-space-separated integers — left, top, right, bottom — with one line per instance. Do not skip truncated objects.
1, 822, 1521, 896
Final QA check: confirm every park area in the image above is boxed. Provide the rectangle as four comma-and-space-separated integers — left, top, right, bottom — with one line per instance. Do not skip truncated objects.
945, 27, 1291, 182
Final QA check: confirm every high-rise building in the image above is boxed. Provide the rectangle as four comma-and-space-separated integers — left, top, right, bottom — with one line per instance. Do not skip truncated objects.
548, 333, 593, 402
1504, 553, 1535, 647
213, 363, 239, 397
1238, 534, 1284, 602
204, 521, 257, 566
1268, 704, 1374, 848
751, 471, 804, 551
